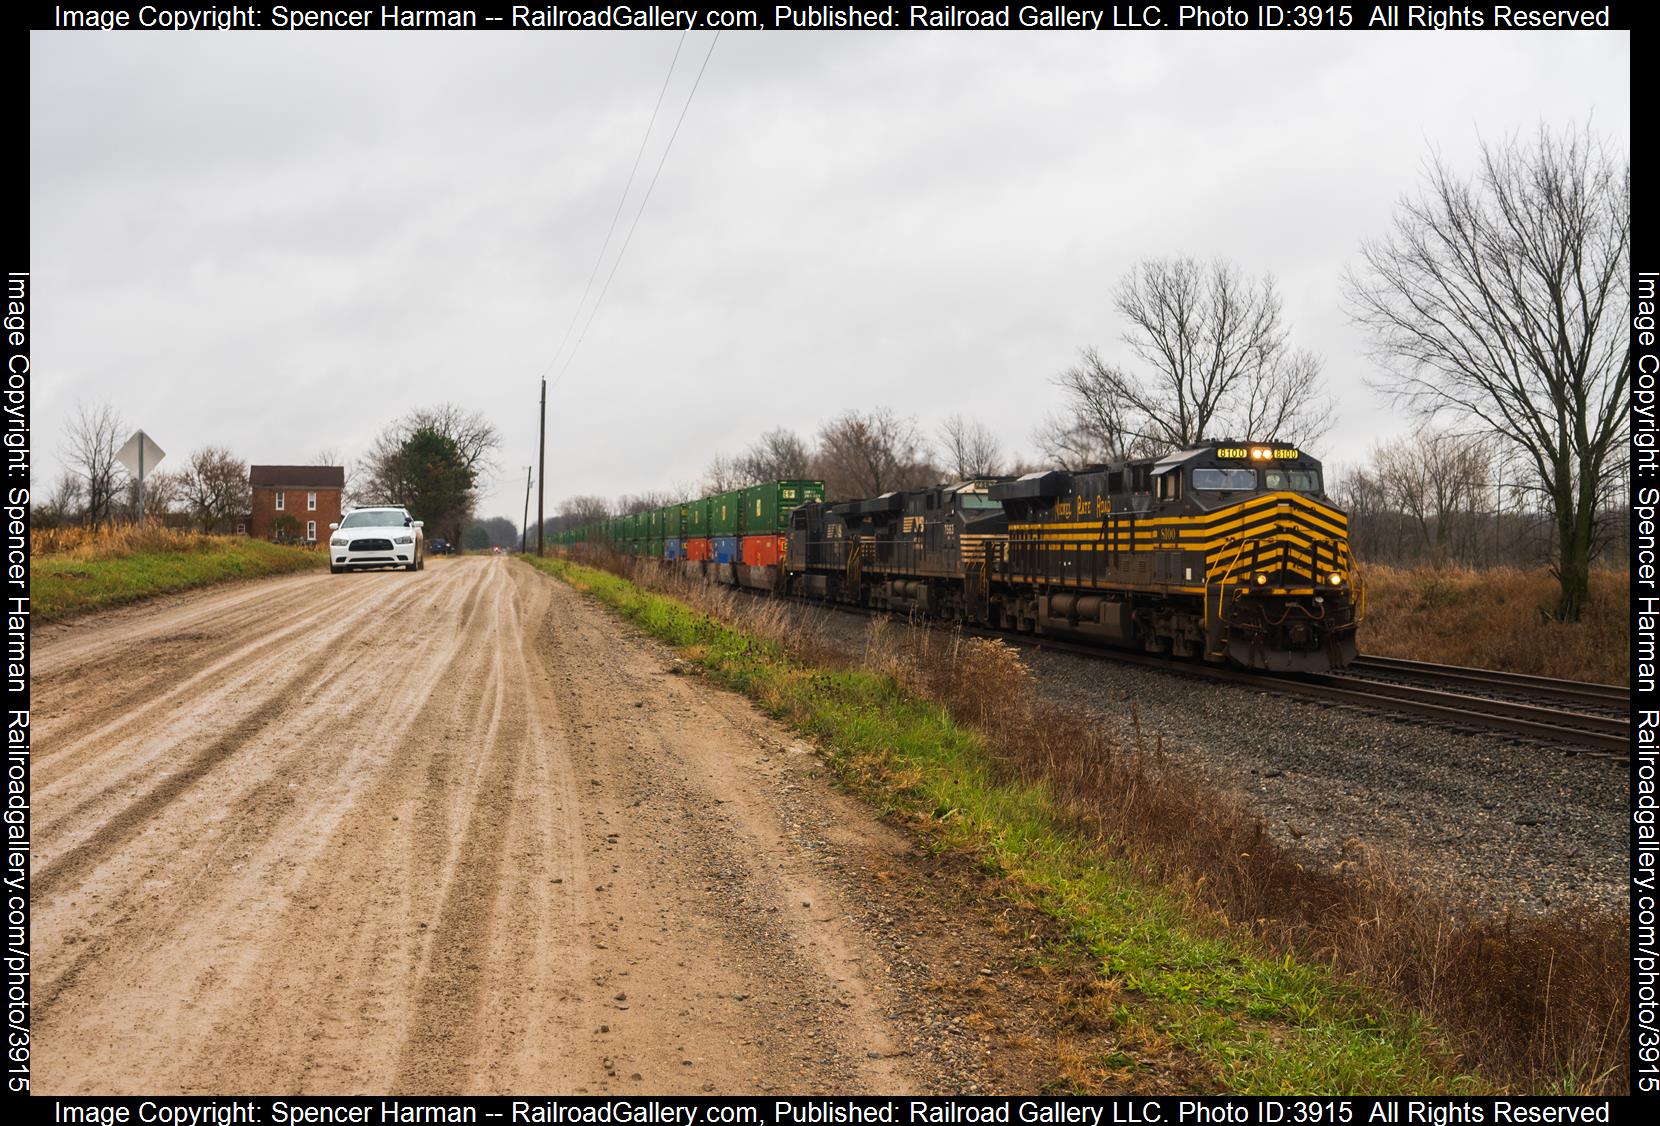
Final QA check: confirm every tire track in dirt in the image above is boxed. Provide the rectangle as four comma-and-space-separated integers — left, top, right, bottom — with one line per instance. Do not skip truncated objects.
33, 574, 445, 902
179, 562, 524, 1093
34, 561, 489, 1091
35, 576, 410, 788
32, 576, 366, 763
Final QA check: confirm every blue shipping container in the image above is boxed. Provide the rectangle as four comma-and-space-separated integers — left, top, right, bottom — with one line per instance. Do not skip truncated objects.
711, 536, 740, 564
665, 537, 683, 561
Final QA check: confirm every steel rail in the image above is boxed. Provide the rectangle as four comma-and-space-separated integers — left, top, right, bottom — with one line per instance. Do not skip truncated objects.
946, 627, 1630, 756
1347, 654, 1628, 709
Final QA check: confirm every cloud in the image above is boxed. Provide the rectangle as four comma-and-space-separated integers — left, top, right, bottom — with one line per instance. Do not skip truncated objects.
30, 28, 1629, 517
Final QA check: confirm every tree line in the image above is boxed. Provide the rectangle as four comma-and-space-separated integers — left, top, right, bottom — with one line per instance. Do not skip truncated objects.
1330, 427, 1629, 572
38, 401, 503, 551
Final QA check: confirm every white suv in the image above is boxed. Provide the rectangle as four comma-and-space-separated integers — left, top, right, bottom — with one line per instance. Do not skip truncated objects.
328, 507, 425, 573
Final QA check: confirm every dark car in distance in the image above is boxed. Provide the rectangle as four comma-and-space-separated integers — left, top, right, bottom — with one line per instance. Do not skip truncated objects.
428, 538, 454, 556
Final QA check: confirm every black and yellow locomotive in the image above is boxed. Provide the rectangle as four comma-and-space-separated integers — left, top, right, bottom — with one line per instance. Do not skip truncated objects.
781, 441, 1361, 673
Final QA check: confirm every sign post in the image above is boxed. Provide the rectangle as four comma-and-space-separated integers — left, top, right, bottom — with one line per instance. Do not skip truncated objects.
116, 430, 166, 527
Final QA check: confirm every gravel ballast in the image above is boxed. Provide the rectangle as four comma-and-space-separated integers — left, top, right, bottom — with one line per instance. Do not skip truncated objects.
740, 594, 1627, 920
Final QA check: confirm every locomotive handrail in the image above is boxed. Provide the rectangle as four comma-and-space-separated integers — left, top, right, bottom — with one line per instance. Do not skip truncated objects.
1211, 533, 1251, 584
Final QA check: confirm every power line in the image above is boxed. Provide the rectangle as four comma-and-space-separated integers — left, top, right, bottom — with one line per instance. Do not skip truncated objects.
532, 33, 695, 540
551, 30, 721, 390
541, 30, 690, 381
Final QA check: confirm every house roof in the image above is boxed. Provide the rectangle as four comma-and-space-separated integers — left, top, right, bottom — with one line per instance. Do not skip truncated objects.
249, 465, 345, 488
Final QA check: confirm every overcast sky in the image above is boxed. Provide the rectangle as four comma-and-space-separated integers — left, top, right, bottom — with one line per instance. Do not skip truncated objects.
30, 28, 1629, 523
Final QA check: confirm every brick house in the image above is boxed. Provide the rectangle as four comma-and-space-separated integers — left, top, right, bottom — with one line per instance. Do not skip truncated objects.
249, 465, 344, 543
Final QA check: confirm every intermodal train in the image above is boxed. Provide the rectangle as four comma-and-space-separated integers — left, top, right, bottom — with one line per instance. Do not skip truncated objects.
554, 440, 1363, 672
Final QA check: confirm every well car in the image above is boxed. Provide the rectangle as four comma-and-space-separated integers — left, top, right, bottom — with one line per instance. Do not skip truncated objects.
329, 507, 425, 573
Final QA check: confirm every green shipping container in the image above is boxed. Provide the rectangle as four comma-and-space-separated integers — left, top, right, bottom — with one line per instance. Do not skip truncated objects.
709, 491, 742, 536
664, 504, 686, 538
741, 480, 826, 533
685, 498, 710, 537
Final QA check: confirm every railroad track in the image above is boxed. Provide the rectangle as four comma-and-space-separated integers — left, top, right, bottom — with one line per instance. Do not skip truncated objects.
967, 630, 1630, 761
1346, 654, 1628, 710
737, 584, 1631, 761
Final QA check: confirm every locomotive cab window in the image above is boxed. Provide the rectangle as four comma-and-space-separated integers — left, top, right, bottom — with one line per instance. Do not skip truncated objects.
1263, 469, 1322, 492
1155, 471, 1181, 501
1192, 468, 1257, 492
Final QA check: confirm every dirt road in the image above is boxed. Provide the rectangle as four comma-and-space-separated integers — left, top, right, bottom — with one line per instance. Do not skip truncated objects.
33, 557, 1078, 1095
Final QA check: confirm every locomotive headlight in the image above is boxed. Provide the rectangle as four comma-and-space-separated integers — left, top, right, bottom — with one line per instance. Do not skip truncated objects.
1254, 572, 1269, 586
1328, 572, 1344, 586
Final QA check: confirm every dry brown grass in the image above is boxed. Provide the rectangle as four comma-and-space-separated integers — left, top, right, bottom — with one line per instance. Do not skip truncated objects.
1359, 565, 1629, 685
871, 624, 1630, 1093
31, 523, 260, 560
562, 550, 1631, 1092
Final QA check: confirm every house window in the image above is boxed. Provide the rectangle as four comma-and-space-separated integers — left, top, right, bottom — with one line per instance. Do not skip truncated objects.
275, 490, 285, 511
236, 523, 246, 535
307, 492, 317, 511
306, 520, 317, 541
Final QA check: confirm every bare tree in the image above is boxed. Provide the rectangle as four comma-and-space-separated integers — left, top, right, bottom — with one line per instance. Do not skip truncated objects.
120, 469, 182, 523
1344, 123, 1629, 619
614, 491, 677, 515
33, 471, 86, 528
61, 402, 126, 528
1047, 361, 1149, 464
1371, 429, 1491, 563
177, 446, 250, 533
1328, 462, 1391, 563
813, 408, 934, 501
701, 454, 749, 495
465, 515, 520, 550
1236, 348, 1335, 449
1031, 412, 1117, 470
358, 404, 502, 521
1057, 258, 1334, 455
313, 447, 352, 502
408, 404, 501, 481
737, 428, 815, 482
559, 495, 611, 527
937, 415, 1005, 479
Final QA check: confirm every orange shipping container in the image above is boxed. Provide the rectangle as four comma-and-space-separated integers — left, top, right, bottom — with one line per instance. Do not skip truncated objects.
740, 535, 786, 567
684, 537, 714, 562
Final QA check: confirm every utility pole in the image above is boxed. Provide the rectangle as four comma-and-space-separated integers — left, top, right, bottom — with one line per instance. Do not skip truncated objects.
536, 377, 547, 556
520, 466, 533, 554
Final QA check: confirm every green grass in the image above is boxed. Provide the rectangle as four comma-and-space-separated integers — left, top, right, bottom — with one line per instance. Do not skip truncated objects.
31, 538, 326, 620
522, 556, 1474, 1094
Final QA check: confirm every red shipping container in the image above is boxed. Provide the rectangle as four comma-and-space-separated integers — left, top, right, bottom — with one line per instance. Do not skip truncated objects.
684, 537, 714, 562
741, 535, 786, 567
